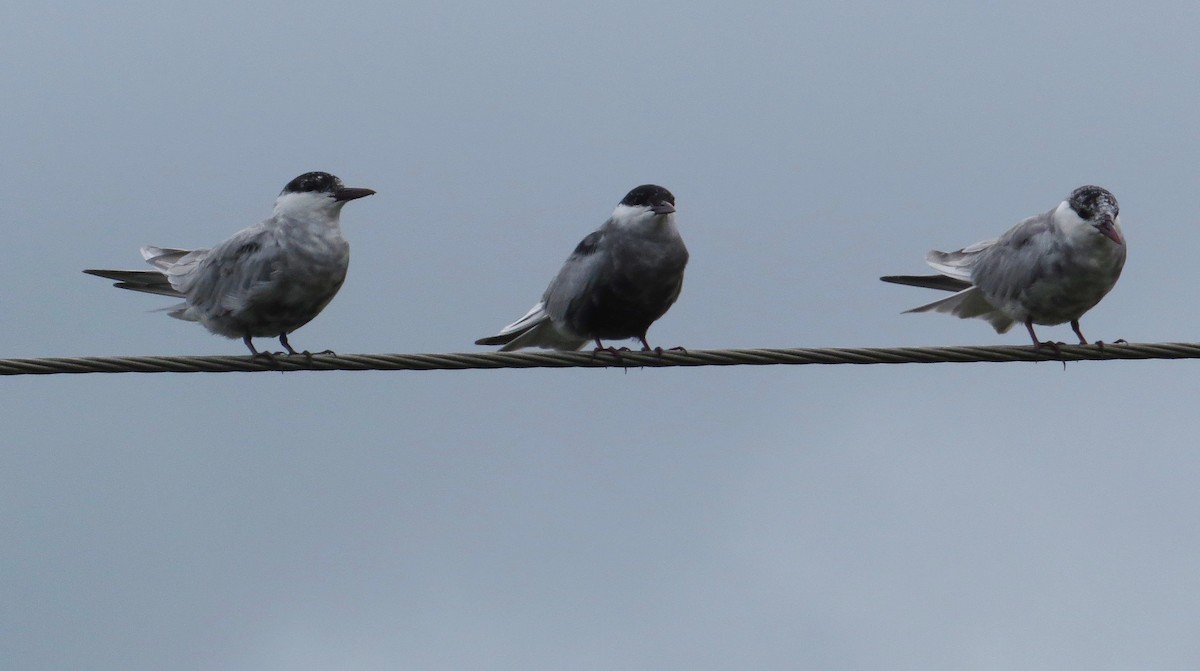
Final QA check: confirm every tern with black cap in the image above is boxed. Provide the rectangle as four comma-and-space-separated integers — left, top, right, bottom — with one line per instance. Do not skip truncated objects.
85, 171, 375, 356
881, 185, 1126, 348
477, 184, 689, 352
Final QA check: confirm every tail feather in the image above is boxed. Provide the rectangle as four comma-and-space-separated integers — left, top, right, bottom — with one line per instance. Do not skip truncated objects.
924, 241, 991, 281
140, 246, 193, 270
475, 302, 588, 351
904, 286, 1015, 333
880, 274, 973, 292
82, 268, 183, 298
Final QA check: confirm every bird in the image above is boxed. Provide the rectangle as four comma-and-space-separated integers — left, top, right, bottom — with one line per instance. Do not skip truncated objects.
476, 184, 689, 352
84, 171, 375, 357
880, 185, 1126, 348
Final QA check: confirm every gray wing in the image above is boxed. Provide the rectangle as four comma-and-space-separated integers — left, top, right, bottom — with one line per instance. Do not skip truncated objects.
168, 223, 284, 319
542, 228, 610, 325
880, 221, 1048, 334
967, 211, 1057, 303
899, 212, 1059, 333
473, 229, 606, 351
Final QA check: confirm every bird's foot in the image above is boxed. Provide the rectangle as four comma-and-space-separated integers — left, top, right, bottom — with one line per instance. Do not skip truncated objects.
1033, 340, 1069, 370
591, 345, 628, 363
649, 345, 688, 356
1034, 340, 1065, 357
275, 334, 327, 358
1092, 339, 1128, 351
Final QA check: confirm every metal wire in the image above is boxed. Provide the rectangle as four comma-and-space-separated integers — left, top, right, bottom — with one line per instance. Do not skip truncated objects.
0, 341, 1196, 376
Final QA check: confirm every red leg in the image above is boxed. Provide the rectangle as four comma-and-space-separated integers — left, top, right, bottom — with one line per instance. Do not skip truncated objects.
590, 339, 625, 362
1069, 320, 1089, 345
1024, 319, 1041, 348
1025, 318, 1063, 357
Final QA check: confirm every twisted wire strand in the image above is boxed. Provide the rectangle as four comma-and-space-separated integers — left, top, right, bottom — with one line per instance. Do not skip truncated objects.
0, 341, 1196, 376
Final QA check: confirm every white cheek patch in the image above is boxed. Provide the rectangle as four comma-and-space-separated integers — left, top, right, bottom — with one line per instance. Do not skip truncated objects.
610, 203, 641, 220
1053, 200, 1087, 229
609, 203, 660, 231
274, 191, 335, 219
1053, 200, 1103, 243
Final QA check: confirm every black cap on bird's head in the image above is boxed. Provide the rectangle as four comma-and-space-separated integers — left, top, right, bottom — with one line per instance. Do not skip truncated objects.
621, 184, 676, 215
1068, 185, 1118, 221
1068, 185, 1122, 244
281, 172, 375, 202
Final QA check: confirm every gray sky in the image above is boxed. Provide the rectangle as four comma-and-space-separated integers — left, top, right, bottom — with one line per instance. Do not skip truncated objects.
3, 1, 1200, 669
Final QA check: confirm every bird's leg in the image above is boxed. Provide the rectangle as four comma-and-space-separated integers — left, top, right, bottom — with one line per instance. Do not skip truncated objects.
1070, 320, 1089, 345
278, 333, 304, 357
590, 338, 625, 363
1025, 318, 1063, 357
277, 333, 333, 359
245, 335, 275, 362
1070, 318, 1130, 352
638, 336, 686, 356
1023, 319, 1043, 347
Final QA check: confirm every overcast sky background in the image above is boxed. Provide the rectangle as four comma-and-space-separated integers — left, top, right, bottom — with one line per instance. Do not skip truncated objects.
3, 2, 1200, 670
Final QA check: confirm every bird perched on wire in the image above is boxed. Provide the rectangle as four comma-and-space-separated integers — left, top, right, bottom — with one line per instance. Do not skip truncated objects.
84, 171, 375, 357
476, 184, 689, 352
880, 185, 1126, 348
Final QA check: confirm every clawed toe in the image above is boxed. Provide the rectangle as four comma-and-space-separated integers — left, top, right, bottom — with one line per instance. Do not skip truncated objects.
590, 345, 632, 364
1034, 340, 1065, 357
649, 345, 688, 356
